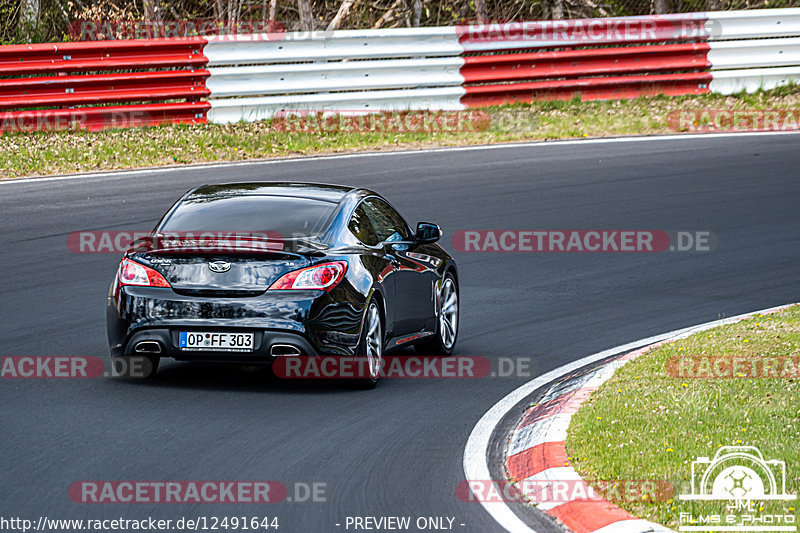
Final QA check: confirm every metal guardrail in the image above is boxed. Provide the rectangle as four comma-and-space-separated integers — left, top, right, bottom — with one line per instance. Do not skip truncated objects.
0, 39, 207, 74
0, 70, 209, 109
205, 9, 800, 122
203, 29, 465, 122
707, 38, 800, 70
710, 66, 800, 94
205, 58, 464, 97
2, 9, 800, 130
457, 44, 712, 104
457, 13, 709, 51
706, 8, 800, 39
203, 15, 714, 121
207, 87, 467, 124
204, 28, 461, 65
705, 9, 800, 94
0, 38, 209, 131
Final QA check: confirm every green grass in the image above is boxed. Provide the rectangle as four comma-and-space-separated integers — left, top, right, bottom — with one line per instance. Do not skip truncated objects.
2, 86, 800, 178
567, 305, 800, 529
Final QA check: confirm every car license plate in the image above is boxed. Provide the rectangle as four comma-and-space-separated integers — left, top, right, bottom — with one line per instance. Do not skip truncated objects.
179, 332, 254, 352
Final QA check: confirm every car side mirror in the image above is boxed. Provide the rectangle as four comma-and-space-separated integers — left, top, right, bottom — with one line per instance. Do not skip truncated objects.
415, 222, 441, 244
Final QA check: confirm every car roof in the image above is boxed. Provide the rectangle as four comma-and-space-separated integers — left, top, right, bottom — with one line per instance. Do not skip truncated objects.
186, 182, 357, 204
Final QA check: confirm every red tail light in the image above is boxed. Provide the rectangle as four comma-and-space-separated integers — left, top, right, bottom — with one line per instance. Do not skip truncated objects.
118, 258, 171, 288
268, 261, 348, 292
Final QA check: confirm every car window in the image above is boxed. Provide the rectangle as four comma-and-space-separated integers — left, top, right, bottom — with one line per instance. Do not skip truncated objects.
348, 198, 410, 246
158, 195, 336, 237
348, 203, 379, 246
360, 198, 411, 243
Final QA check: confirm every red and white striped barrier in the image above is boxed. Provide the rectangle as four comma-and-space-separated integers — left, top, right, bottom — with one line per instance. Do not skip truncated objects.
2, 9, 799, 130
0, 39, 210, 131
457, 14, 711, 106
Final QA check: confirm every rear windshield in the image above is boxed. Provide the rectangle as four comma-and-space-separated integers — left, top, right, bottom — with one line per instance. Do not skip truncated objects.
158, 195, 337, 238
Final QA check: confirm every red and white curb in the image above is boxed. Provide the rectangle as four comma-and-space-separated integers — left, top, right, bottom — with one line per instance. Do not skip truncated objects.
463, 303, 796, 533
504, 342, 671, 533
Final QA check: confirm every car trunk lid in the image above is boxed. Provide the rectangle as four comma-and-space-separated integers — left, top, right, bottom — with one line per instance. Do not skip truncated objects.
129, 236, 326, 295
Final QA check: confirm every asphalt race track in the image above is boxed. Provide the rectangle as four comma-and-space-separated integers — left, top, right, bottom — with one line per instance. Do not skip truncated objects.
2, 134, 799, 532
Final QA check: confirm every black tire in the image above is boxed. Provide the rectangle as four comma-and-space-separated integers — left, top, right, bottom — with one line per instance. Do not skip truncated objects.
111, 355, 159, 378
414, 273, 459, 356
353, 300, 384, 389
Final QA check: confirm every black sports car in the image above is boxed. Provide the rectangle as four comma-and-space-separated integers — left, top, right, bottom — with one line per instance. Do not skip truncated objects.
106, 182, 459, 386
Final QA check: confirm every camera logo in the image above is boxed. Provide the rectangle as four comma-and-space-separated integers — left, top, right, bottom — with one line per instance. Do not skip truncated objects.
680, 446, 796, 502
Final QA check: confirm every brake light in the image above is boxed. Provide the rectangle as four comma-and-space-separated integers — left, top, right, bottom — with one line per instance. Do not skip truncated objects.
118, 258, 171, 287
268, 261, 348, 291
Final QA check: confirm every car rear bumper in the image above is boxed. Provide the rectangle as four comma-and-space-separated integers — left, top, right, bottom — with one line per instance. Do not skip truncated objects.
115, 327, 321, 362
107, 286, 364, 360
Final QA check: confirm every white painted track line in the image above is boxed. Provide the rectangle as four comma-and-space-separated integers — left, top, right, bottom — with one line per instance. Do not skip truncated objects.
3, 130, 800, 186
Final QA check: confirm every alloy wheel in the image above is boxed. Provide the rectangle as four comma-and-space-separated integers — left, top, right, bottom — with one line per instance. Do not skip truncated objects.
365, 303, 383, 379
438, 277, 458, 350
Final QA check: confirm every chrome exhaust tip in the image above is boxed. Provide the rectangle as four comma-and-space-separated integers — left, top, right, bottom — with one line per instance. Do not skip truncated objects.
134, 341, 162, 354
270, 344, 301, 357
